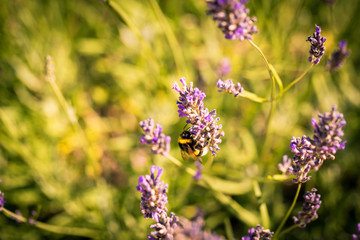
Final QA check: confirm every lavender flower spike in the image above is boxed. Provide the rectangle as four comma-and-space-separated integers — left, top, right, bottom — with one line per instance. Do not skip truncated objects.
148, 211, 180, 240
136, 166, 169, 222
310, 105, 346, 170
293, 188, 322, 228
326, 40, 351, 72
206, 0, 258, 41
140, 118, 171, 156
241, 224, 274, 240
307, 25, 326, 64
173, 78, 224, 156
352, 223, 360, 240
217, 79, 244, 98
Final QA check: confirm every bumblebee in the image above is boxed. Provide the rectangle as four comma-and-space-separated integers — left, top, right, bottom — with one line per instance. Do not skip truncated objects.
178, 131, 209, 163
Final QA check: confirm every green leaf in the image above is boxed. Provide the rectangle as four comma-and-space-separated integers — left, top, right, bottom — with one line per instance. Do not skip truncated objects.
269, 64, 283, 93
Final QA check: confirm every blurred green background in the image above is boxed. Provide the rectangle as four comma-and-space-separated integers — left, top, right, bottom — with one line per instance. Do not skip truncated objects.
0, 0, 359, 239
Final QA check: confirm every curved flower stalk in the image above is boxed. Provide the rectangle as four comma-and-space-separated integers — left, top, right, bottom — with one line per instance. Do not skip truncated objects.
206, 0, 258, 41
241, 224, 274, 240
279, 106, 346, 183
293, 188, 322, 228
307, 25, 326, 64
140, 118, 171, 156
173, 78, 224, 156
326, 40, 351, 72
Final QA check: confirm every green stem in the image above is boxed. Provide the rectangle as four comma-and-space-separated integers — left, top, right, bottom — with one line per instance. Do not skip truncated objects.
164, 154, 259, 225
281, 64, 313, 95
252, 180, 270, 228
273, 183, 302, 239
1, 208, 100, 238
247, 40, 274, 84
278, 224, 298, 239
248, 40, 276, 162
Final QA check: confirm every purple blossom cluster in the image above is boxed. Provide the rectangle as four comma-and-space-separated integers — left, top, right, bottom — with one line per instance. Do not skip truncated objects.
326, 40, 351, 72
307, 25, 326, 64
206, 0, 258, 41
353, 223, 360, 240
241, 224, 274, 240
0, 180, 4, 210
279, 106, 346, 183
137, 166, 226, 240
173, 78, 224, 156
140, 118, 171, 156
217, 79, 244, 98
136, 166, 169, 222
148, 211, 180, 240
293, 188, 322, 228
174, 214, 225, 240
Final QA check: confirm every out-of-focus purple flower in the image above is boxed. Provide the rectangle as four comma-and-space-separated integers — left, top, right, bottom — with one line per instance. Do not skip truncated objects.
193, 161, 203, 181
352, 223, 360, 240
148, 211, 180, 240
0, 191, 5, 210
241, 224, 274, 240
174, 213, 225, 240
217, 79, 244, 98
173, 78, 224, 156
326, 40, 350, 72
293, 188, 322, 228
279, 106, 346, 183
216, 58, 232, 77
307, 25, 326, 64
136, 166, 169, 222
206, 0, 258, 41
310, 105, 346, 170
278, 155, 292, 174
140, 118, 171, 156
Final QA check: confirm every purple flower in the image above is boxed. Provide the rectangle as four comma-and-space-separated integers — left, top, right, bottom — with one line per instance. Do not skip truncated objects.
140, 118, 171, 156
310, 105, 346, 170
326, 40, 350, 72
278, 155, 292, 175
206, 0, 258, 41
0, 191, 5, 210
293, 188, 322, 228
217, 79, 244, 98
279, 106, 346, 183
216, 58, 232, 77
174, 213, 225, 240
352, 223, 360, 240
193, 161, 203, 181
148, 211, 180, 240
241, 224, 274, 240
307, 25, 326, 64
173, 78, 224, 156
136, 166, 169, 222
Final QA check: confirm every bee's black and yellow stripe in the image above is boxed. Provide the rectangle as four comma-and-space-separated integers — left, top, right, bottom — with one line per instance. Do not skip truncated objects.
178, 131, 202, 162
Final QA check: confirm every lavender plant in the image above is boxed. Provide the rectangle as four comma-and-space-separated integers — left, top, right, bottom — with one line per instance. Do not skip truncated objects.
326, 40, 351, 72
293, 188, 322, 228
307, 25, 327, 64
173, 78, 224, 156
241, 225, 274, 240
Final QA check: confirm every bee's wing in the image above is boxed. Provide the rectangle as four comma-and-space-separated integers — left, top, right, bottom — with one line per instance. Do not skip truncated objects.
181, 145, 202, 163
